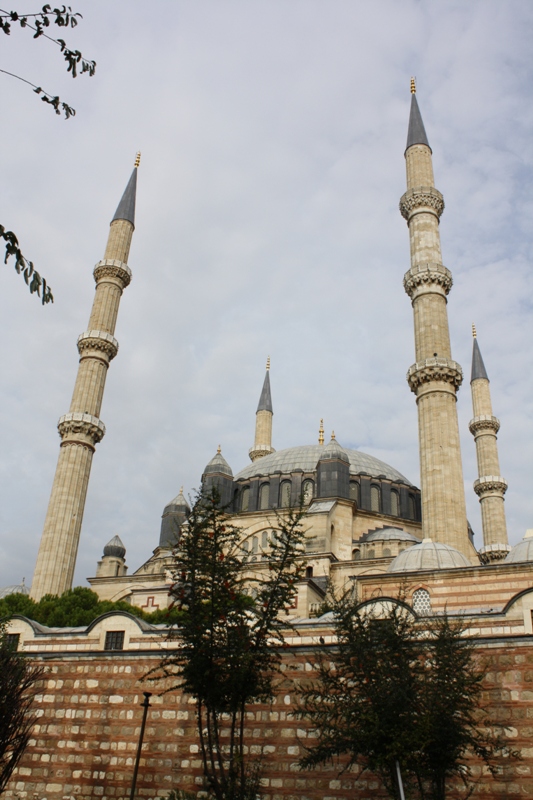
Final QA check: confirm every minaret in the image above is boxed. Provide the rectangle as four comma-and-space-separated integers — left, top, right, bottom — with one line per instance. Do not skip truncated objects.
469, 326, 510, 562
249, 357, 275, 462
31, 157, 139, 600
400, 81, 473, 558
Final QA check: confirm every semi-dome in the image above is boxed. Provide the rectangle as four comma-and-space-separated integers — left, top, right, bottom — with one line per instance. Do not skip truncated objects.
103, 535, 126, 559
388, 539, 471, 572
365, 527, 421, 543
204, 448, 233, 477
504, 530, 533, 564
235, 444, 411, 483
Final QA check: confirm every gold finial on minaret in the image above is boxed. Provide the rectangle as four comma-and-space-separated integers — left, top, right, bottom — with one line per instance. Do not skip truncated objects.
472, 323, 477, 338
134, 151, 141, 168
266, 356, 270, 371
331, 431, 336, 441
410, 77, 416, 94
217, 445, 221, 454
318, 419, 324, 445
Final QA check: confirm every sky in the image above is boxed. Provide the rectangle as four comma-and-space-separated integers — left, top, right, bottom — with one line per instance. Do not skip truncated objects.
0, 0, 532, 590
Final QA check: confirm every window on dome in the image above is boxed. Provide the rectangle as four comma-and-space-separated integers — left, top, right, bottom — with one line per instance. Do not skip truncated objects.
302, 479, 314, 504
279, 481, 291, 508
352, 549, 361, 561
233, 488, 239, 511
383, 548, 391, 558
259, 483, 270, 510
241, 487, 250, 512
391, 490, 400, 517
370, 485, 381, 513
408, 494, 416, 520
367, 548, 375, 559
6, 633, 20, 650
349, 482, 360, 504
413, 588, 431, 616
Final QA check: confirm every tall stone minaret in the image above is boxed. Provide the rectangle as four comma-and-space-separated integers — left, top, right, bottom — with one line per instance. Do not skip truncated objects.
400, 81, 474, 558
31, 158, 139, 600
249, 357, 275, 462
469, 326, 510, 562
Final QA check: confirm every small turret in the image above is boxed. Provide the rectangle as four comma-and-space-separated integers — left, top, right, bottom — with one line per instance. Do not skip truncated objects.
317, 432, 350, 500
469, 326, 510, 561
96, 535, 128, 578
202, 446, 234, 506
249, 358, 275, 462
159, 487, 190, 549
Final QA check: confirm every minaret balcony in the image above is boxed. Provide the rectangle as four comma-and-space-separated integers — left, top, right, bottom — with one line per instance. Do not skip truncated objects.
93, 258, 132, 288
407, 357, 463, 393
399, 186, 444, 221
403, 262, 453, 299
77, 330, 119, 362
473, 476, 508, 497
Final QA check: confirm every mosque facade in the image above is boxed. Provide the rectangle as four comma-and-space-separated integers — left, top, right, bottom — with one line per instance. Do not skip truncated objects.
4, 86, 533, 799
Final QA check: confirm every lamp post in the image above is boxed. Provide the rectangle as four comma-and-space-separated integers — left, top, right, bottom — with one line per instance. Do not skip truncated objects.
129, 691, 152, 800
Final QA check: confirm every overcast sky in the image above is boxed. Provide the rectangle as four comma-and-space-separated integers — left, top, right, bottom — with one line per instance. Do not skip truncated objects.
0, 1, 531, 591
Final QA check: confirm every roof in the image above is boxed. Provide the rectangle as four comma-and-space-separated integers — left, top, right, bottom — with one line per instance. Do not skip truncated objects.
235, 444, 412, 483
388, 539, 471, 573
257, 370, 273, 413
505, 531, 533, 564
406, 93, 431, 152
0, 582, 29, 599
471, 337, 489, 382
204, 450, 233, 477
364, 527, 421, 543
112, 167, 137, 227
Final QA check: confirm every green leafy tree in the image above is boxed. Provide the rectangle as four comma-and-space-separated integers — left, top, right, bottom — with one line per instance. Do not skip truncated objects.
297, 592, 513, 800
148, 487, 306, 800
0, 622, 45, 793
1, 4, 97, 304
0, 586, 182, 627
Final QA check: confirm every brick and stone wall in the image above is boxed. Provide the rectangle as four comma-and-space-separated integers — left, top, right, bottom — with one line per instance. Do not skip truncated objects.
5, 637, 533, 800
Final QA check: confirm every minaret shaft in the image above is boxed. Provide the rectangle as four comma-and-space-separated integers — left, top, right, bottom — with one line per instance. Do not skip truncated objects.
249, 362, 275, 462
469, 338, 508, 559
401, 95, 472, 558
31, 208, 135, 600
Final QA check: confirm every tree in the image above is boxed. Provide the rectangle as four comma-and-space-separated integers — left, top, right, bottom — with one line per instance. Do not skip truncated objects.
0, 622, 45, 793
1, 5, 97, 304
297, 591, 513, 800
148, 487, 306, 800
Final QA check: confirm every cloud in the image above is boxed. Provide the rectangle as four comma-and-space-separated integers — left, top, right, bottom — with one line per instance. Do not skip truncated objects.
0, 0, 531, 589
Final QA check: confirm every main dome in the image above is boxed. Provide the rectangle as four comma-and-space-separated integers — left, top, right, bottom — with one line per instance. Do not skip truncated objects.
235, 444, 412, 484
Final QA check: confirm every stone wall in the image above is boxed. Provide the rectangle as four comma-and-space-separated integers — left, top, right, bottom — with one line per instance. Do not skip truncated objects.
6, 637, 533, 800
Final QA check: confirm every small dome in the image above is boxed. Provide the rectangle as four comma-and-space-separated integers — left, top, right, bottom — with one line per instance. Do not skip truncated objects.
504, 530, 533, 564
365, 527, 421, 543
103, 535, 126, 559
319, 435, 350, 464
0, 580, 29, 599
203, 448, 233, 477
163, 487, 190, 515
388, 538, 471, 573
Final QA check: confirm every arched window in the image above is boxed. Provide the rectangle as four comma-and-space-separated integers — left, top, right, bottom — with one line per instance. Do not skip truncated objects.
408, 494, 416, 520
261, 531, 268, 549
349, 482, 360, 504
370, 485, 381, 513
241, 539, 249, 556
391, 490, 400, 517
383, 548, 391, 558
302, 479, 314, 504
252, 536, 258, 554
259, 483, 270, 510
233, 488, 239, 511
367, 548, 375, 559
305, 566, 313, 579
413, 588, 431, 616
241, 487, 250, 512
279, 481, 291, 508
352, 549, 361, 561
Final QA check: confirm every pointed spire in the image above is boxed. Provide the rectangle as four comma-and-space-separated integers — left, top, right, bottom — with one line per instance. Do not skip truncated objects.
406, 82, 431, 153
257, 365, 273, 412
318, 419, 324, 445
111, 155, 139, 227
471, 330, 489, 382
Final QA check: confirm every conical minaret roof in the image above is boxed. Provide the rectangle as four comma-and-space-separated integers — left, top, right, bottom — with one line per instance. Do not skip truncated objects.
405, 88, 431, 152
112, 158, 139, 227
471, 335, 489, 382
257, 366, 273, 412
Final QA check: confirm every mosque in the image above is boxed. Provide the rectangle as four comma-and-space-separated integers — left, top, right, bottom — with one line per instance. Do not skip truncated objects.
24, 82, 531, 618
4, 83, 533, 800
